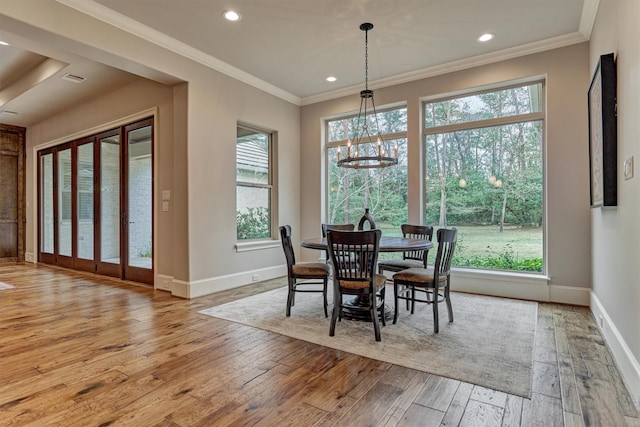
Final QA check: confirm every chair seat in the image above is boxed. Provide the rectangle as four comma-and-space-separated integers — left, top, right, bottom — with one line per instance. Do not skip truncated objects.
377, 259, 424, 271
393, 267, 447, 286
292, 262, 331, 276
339, 274, 386, 290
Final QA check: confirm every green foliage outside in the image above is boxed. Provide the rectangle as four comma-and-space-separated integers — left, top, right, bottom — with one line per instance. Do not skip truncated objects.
237, 207, 270, 240
327, 83, 545, 273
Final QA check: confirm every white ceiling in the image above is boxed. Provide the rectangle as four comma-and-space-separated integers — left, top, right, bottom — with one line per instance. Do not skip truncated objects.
0, 0, 595, 127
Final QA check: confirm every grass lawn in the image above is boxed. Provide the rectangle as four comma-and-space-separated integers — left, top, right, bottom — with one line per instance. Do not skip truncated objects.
378, 223, 543, 271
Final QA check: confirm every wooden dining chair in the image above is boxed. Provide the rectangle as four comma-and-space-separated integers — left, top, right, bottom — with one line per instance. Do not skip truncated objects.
392, 228, 457, 333
326, 229, 386, 341
279, 225, 331, 317
378, 224, 433, 273
378, 224, 433, 309
321, 223, 355, 264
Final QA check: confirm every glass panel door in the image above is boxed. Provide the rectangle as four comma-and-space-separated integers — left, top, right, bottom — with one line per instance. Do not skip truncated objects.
124, 119, 153, 283
97, 132, 121, 278
40, 153, 55, 258
57, 147, 73, 267
74, 141, 96, 272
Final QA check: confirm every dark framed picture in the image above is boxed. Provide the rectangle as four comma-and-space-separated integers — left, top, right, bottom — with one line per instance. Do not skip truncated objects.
588, 53, 617, 208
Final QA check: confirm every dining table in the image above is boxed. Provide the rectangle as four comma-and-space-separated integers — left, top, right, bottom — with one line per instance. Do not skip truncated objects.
301, 235, 433, 321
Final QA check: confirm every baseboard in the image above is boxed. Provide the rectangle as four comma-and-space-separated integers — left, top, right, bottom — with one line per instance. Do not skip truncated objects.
156, 274, 172, 292
549, 284, 590, 306
174, 265, 287, 299
25, 252, 35, 263
591, 292, 640, 409
386, 268, 590, 306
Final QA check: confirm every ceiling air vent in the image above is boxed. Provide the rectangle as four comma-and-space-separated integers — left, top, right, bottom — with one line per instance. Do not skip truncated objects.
61, 73, 86, 83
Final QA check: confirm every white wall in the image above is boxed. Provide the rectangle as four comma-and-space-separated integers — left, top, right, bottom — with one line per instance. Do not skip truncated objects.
301, 43, 592, 305
589, 0, 640, 407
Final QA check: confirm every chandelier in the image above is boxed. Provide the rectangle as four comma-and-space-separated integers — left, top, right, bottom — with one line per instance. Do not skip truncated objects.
337, 23, 398, 169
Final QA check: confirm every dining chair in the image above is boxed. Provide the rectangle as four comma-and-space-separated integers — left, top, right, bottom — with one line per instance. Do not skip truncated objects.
279, 225, 331, 317
378, 224, 433, 273
326, 229, 386, 341
321, 223, 355, 237
378, 224, 433, 309
392, 228, 457, 333
321, 223, 355, 264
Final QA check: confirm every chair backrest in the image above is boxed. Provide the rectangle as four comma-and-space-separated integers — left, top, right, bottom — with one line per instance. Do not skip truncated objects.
321, 223, 355, 237
433, 228, 458, 281
279, 225, 296, 272
326, 229, 381, 287
401, 224, 434, 265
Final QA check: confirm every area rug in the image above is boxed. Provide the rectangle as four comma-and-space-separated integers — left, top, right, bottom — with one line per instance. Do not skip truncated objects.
0, 281, 15, 290
199, 286, 537, 398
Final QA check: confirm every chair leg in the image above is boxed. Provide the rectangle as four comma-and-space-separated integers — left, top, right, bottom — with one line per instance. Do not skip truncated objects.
370, 294, 381, 341
393, 281, 399, 324
410, 288, 416, 314
445, 285, 453, 322
433, 292, 439, 333
379, 286, 386, 327
323, 278, 328, 318
286, 281, 294, 317
330, 289, 340, 336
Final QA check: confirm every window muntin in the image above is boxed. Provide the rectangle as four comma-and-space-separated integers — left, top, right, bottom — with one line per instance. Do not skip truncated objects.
325, 107, 408, 236
236, 125, 273, 240
423, 82, 544, 273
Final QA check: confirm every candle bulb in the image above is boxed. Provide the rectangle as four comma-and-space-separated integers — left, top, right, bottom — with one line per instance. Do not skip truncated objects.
394, 143, 398, 158
377, 136, 382, 157
347, 139, 352, 158
337, 147, 341, 161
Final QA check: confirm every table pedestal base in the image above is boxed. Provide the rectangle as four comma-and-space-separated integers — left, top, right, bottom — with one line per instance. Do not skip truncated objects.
340, 296, 393, 322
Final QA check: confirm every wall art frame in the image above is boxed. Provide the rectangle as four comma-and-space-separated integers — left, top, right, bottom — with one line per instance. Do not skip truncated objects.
588, 52, 617, 208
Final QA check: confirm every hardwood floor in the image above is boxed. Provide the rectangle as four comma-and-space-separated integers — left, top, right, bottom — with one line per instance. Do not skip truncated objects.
0, 263, 637, 426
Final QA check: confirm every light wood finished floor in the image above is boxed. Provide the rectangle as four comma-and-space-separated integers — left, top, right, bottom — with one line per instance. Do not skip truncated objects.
0, 263, 637, 426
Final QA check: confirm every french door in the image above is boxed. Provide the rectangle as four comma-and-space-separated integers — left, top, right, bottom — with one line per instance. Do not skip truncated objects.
38, 118, 153, 285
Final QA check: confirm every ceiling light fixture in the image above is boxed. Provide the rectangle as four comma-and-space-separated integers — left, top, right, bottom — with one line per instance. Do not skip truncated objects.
336, 23, 397, 169
326, 76, 337, 82
478, 33, 495, 42
223, 10, 241, 21
0, 41, 9, 46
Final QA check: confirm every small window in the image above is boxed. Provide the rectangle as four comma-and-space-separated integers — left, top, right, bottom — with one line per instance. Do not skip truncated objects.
236, 124, 274, 240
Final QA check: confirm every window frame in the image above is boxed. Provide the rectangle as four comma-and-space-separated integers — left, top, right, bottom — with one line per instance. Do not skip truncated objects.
235, 122, 277, 245
323, 104, 408, 225
421, 79, 546, 274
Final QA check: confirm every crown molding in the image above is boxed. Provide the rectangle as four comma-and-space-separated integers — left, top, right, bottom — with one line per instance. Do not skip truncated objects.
301, 32, 588, 106
579, 0, 600, 39
56, 0, 302, 106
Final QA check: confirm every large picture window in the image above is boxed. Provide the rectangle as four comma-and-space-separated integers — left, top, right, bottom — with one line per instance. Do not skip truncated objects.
325, 106, 408, 234
236, 124, 274, 240
424, 82, 544, 272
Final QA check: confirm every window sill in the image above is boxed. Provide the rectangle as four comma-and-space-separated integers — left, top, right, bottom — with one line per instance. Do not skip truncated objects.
452, 267, 550, 283
235, 239, 281, 252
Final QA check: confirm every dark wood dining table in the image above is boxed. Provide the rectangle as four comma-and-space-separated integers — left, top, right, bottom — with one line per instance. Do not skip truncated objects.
301, 236, 433, 253
301, 235, 433, 321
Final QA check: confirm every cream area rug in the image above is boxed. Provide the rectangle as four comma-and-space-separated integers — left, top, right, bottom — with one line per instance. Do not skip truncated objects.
0, 281, 15, 290
199, 286, 537, 398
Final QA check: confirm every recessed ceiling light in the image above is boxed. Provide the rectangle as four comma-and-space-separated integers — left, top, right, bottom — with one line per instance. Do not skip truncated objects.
478, 33, 495, 42
223, 10, 241, 21
326, 76, 337, 82
0, 41, 9, 46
